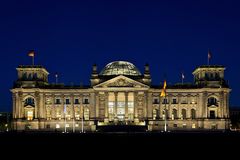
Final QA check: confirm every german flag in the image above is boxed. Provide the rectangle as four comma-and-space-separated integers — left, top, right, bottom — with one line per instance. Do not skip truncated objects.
28, 50, 35, 57
160, 80, 167, 97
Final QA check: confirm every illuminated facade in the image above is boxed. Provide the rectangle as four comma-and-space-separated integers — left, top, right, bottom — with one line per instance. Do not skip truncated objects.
11, 61, 231, 131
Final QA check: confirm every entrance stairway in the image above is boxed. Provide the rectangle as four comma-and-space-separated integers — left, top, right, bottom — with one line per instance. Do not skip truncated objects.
97, 125, 147, 133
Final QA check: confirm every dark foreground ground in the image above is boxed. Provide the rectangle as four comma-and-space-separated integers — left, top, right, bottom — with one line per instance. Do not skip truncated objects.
1, 131, 238, 159
1, 131, 240, 149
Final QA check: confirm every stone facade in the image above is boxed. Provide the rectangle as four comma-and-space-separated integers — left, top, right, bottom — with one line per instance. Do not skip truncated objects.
11, 61, 231, 132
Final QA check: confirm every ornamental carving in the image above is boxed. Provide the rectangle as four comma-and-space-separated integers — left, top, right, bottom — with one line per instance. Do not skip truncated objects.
108, 79, 134, 87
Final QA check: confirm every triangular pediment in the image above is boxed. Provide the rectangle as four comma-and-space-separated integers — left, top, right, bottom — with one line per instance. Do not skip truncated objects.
93, 75, 149, 89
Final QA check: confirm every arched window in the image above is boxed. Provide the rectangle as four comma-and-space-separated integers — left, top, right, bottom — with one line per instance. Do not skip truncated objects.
22, 72, 27, 80
172, 109, 177, 120
191, 109, 196, 119
33, 73, 38, 80
208, 97, 218, 106
84, 108, 90, 120
182, 109, 187, 119
24, 97, 35, 107
28, 73, 33, 80
153, 109, 157, 120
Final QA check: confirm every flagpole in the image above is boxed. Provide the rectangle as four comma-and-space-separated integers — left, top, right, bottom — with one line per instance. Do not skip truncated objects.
64, 104, 67, 133
64, 112, 66, 133
32, 56, 34, 66
164, 95, 167, 132
81, 107, 84, 133
72, 101, 75, 133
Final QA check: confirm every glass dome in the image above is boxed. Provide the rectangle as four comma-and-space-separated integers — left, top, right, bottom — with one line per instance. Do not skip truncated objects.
99, 61, 142, 76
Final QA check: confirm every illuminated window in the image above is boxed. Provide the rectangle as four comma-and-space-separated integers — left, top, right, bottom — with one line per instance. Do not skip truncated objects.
183, 124, 187, 128
56, 124, 60, 128
153, 109, 157, 120
66, 124, 70, 128
117, 93, 125, 120
27, 111, 33, 120
75, 124, 79, 127
84, 108, 90, 120
192, 124, 196, 129
128, 93, 134, 121
108, 102, 114, 121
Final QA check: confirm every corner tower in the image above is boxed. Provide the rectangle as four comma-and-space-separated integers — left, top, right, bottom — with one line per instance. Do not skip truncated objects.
14, 65, 49, 88
192, 65, 228, 87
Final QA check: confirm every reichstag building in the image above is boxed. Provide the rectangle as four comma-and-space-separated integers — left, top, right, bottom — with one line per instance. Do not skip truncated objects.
11, 61, 231, 131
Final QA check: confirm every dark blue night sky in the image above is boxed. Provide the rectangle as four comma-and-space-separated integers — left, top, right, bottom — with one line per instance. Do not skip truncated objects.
0, 0, 240, 111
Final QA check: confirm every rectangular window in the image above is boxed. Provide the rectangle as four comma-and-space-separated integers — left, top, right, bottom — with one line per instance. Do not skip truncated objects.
55, 99, 61, 104
162, 98, 168, 104
153, 98, 159, 104
210, 111, 216, 119
83, 98, 89, 104
74, 99, 79, 104
173, 124, 178, 127
27, 110, 33, 120
172, 99, 177, 104
65, 99, 70, 104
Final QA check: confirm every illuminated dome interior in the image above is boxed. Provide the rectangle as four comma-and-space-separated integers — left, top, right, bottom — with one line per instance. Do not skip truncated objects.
99, 61, 142, 76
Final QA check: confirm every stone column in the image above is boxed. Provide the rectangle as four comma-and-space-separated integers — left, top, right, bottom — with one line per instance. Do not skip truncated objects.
71, 94, 75, 119
12, 93, 17, 119
134, 92, 138, 121
177, 94, 181, 119
90, 92, 95, 119
147, 92, 152, 119
80, 94, 83, 119
203, 92, 208, 118
125, 92, 128, 120
219, 92, 223, 118
61, 94, 65, 119
144, 92, 147, 118
159, 94, 163, 119
42, 94, 46, 119
114, 92, 118, 119
18, 92, 24, 118
105, 92, 109, 122
38, 93, 44, 119
95, 93, 99, 118
52, 94, 56, 119
224, 92, 229, 118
